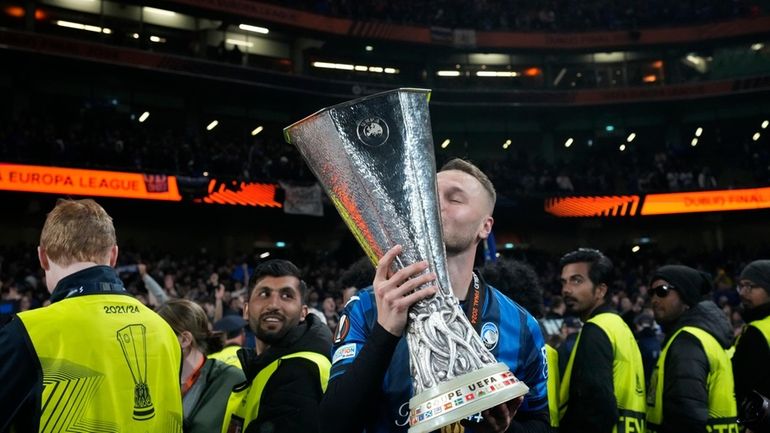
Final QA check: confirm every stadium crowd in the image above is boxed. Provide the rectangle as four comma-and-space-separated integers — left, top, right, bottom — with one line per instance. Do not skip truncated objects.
1, 156, 769, 431
1, 109, 768, 197
0, 240, 762, 342
269, 0, 764, 32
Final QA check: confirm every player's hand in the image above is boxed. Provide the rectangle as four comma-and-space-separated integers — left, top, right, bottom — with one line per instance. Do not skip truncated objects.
374, 245, 437, 337
461, 396, 523, 433
137, 263, 147, 276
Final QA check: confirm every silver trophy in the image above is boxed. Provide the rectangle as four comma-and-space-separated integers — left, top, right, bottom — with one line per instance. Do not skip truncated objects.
284, 88, 528, 433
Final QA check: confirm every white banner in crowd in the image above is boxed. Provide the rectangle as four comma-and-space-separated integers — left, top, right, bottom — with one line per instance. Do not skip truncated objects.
281, 182, 324, 216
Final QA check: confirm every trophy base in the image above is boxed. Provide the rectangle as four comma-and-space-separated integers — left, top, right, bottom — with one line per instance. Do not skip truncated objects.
408, 362, 529, 433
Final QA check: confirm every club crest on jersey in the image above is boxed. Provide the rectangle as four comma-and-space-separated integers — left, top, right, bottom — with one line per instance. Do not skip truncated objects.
481, 322, 499, 350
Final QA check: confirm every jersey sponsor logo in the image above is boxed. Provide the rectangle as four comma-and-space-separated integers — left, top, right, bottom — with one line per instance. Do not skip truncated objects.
481, 322, 499, 350
332, 343, 357, 364
334, 314, 350, 344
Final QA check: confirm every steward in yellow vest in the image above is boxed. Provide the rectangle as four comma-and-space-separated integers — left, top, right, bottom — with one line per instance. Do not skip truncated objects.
545, 344, 561, 429
733, 260, 770, 433
209, 345, 243, 369
210, 315, 249, 369
559, 305, 647, 433
1, 266, 184, 432
0, 198, 183, 433
559, 248, 647, 433
647, 265, 738, 433
221, 259, 332, 433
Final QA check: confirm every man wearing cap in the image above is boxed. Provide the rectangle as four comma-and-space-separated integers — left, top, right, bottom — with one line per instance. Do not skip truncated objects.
558, 248, 646, 433
646, 265, 738, 433
209, 315, 248, 369
733, 260, 770, 433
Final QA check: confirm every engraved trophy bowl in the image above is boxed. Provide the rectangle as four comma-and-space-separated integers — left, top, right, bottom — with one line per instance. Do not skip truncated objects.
284, 88, 528, 433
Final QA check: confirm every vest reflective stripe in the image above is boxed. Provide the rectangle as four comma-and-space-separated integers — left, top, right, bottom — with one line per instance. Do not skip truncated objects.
645, 326, 738, 433
209, 346, 243, 369
545, 344, 560, 428
559, 312, 647, 433
221, 351, 331, 433
749, 315, 770, 348
19, 294, 183, 433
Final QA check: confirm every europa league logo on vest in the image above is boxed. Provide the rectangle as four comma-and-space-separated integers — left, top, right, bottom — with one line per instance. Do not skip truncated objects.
356, 117, 389, 147
117, 324, 155, 421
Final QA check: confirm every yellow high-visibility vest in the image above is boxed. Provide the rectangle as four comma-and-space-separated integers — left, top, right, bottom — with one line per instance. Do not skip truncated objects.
545, 344, 560, 428
645, 326, 738, 433
209, 345, 243, 369
560, 312, 647, 433
221, 351, 330, 433
19, 294, 183, 433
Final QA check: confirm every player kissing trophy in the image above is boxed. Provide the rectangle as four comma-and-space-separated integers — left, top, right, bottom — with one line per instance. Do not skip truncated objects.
284, 88, 529, 433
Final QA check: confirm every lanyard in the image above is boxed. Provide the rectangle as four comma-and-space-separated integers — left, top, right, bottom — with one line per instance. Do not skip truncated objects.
462, 271, 486, 335
181, 355, 206, 396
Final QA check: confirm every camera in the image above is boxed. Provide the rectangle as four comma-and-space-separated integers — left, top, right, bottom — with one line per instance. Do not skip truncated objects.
740, 390, 770, 432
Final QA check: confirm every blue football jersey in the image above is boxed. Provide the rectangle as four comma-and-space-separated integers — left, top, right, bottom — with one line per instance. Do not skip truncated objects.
329, 282, 549, 433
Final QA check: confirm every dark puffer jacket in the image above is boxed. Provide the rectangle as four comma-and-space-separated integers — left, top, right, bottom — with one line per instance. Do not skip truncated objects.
236, 314, 332, 433
657, 300, 733, 433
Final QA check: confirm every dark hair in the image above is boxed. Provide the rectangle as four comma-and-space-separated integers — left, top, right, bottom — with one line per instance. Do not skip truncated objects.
250, 259, 308, 302
440, 158, 496, 209
559, 248, 614, 300
338, 257, 376, 290
481, 259, 544, 319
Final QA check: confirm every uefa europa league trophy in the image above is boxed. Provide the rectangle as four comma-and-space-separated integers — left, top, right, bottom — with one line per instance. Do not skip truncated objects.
284, 88, 528, 433
117, 324, 155, 421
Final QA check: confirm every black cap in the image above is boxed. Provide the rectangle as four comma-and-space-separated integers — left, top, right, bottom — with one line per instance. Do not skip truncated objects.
213, 315, 247, 335
740, 260, 770, 295
651, 265, 712, 307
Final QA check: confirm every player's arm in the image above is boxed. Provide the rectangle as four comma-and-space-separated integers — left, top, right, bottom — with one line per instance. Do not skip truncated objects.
320, 245, 436, 433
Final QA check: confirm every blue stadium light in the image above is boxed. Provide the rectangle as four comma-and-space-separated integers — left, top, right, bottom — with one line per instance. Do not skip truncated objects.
504, 243, 514, 249
275, 241, 286, 248
605, 125, 615, 132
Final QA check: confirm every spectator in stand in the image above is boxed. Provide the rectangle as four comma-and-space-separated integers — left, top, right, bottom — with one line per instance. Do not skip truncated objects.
633, 312, 661, 386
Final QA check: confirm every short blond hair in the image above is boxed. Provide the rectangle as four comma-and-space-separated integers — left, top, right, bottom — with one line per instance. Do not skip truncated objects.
440, 158, 496, 209
40, 199, 116, 266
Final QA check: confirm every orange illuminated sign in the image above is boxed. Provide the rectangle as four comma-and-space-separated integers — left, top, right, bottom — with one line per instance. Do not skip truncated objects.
0, 163, 182, 201
546, 186, 770, 217
641, 187, 770, 215
198, 180, 281, 207
545, 195, 640, 217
